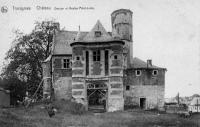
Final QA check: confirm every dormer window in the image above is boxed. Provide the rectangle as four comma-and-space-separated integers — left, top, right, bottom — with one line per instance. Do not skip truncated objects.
152, 70, 158, 76
135, 70, 141, 76
95, 31, 101, 37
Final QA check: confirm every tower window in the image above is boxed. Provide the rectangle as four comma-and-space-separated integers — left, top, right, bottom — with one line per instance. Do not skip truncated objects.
76, 56, 80, 61
152, 70, 158, 76
126, 85, 130, 91
95, 31, 101, 37
114, 55, 118, 60
93, 50, 101, 61
135, 70, 142, 76
63, 59, 70, 69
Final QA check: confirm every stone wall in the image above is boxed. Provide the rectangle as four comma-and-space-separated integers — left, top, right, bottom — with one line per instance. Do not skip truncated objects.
124, 85, 165, 109
108, 44, 124, 111
124, 68, 165, 109
124, 69, 165, 86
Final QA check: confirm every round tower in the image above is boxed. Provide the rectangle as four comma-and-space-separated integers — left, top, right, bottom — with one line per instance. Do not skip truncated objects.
111, 9, 133, 67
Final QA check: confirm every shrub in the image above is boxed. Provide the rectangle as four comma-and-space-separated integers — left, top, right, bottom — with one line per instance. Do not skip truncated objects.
52, 99, 86, 115
70, 101, 86, 115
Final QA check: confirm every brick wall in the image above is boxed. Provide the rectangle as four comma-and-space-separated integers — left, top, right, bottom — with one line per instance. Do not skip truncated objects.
52, 56, 72, 100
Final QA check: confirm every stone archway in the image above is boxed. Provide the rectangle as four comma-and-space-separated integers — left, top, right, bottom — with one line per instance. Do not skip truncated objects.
87, 83, 108, 112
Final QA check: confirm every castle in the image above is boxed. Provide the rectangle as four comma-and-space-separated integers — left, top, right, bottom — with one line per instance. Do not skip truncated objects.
42, 9, 166, 112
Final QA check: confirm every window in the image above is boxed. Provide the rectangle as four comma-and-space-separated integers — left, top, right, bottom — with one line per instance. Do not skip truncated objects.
76, 56, 80, 61
105, 50, 109, 75
135, 70, 141, 76
93, 50, 101, 61
126, 85, 130, 91
152, 70, 158, 76
95, 31, 101, 37
63, 59, 70, 69
86, 51, 89, 75
114, 55, 118, 60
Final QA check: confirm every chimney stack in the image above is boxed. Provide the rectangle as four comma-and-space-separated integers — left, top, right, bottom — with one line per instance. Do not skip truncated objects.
147, 59, 152, 68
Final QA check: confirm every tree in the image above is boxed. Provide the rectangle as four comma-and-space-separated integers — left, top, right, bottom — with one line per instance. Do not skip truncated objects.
1, 20, 58, 104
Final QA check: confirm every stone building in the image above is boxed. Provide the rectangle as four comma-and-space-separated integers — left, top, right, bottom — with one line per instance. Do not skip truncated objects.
42, 9, 166, 112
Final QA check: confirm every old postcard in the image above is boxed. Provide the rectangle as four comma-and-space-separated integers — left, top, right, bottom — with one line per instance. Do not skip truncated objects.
0, 0, 200, 126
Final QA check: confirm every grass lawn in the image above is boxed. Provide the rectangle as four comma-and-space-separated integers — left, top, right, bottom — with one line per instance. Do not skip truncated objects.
0, 105, 200, 127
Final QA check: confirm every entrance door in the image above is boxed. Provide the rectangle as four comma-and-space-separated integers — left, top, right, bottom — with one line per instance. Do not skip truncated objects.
140, 98, 146, 109
87, 83, 107, 112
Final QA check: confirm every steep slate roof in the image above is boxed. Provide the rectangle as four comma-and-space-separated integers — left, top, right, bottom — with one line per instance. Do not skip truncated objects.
53, 31, 88, 55
130, 57, 165, 69
81, 20, 114, 42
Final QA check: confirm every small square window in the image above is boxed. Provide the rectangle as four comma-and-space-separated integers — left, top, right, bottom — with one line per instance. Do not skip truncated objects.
135, 70, 141, 76
76, 56, 80, 61
95, 31, 101, 37
126, 85, 130, 91
152, 70, 158, 76
114, 55, 118, 60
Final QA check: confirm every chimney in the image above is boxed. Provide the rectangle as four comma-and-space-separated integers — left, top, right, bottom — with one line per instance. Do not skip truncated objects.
147, 59, 152, 68
53, 22, 60, 31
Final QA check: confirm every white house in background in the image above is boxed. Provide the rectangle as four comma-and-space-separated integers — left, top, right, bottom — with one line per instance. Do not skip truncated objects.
188, 97, 200, 113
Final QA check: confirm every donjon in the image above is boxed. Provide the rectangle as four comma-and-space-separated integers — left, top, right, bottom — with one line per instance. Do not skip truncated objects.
42, 9, 166, 112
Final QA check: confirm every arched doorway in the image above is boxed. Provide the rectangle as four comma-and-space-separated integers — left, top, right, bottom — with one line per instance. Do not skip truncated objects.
87, 83, 108, 112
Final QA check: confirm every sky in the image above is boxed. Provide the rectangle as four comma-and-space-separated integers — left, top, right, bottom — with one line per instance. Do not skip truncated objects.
0, 0, 200, 97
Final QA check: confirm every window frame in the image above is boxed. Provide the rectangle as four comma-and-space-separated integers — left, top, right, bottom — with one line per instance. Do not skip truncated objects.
152, 70, 158, 76
62, 58, 71, 69
135, 70, 142, 76
126, 85, 130, 91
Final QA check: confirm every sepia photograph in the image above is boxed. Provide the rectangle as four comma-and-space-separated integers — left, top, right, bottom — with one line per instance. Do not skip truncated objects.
0, 0, 200, 126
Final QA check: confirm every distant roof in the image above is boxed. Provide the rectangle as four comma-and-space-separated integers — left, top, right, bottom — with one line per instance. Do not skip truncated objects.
130, 57, 166, 69
190, 97, 200, 106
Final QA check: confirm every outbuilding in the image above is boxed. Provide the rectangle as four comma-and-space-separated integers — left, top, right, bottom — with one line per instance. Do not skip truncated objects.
0, 87, 10, 107
188, 97, 200, 113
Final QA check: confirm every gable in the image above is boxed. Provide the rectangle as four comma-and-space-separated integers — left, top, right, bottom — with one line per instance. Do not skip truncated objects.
82, 20, 114, 42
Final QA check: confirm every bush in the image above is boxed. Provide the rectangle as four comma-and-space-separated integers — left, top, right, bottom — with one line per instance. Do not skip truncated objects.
52, 99, 86, 115
70, 101, 86, 115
